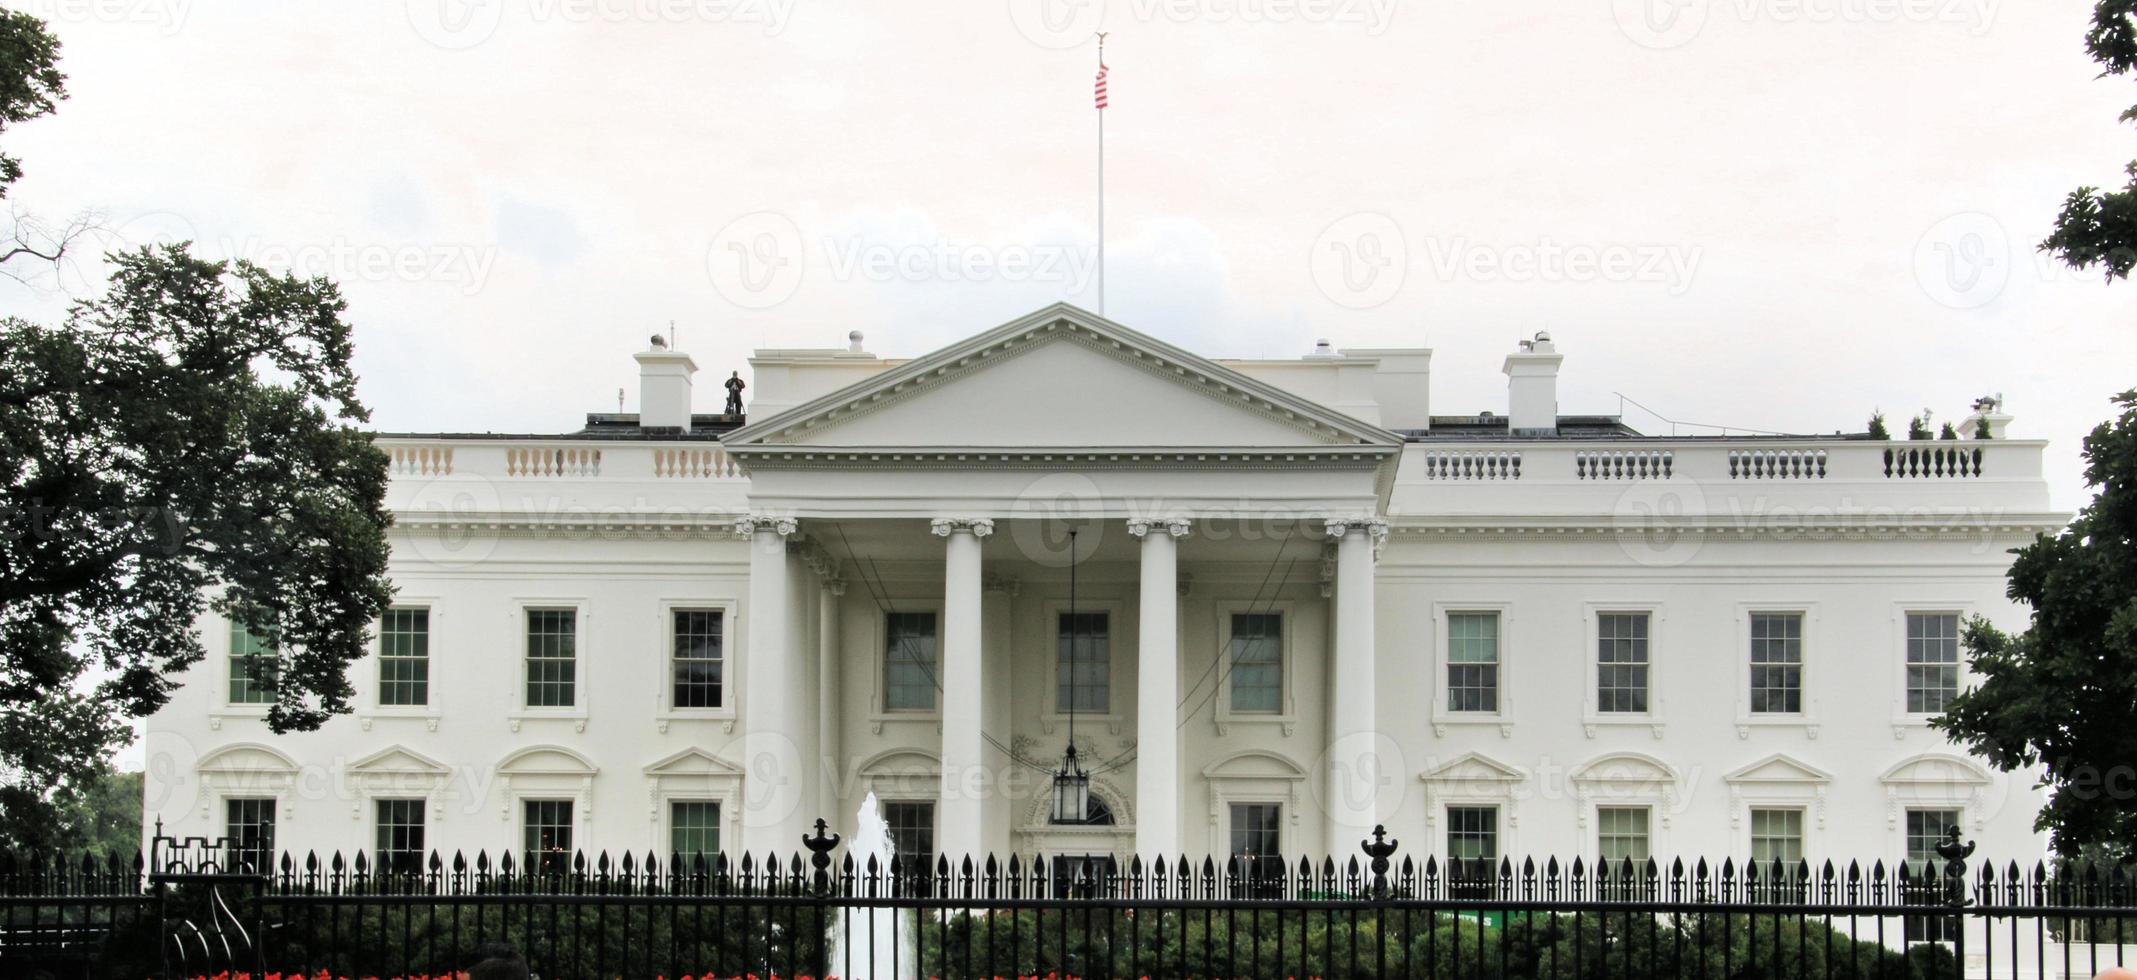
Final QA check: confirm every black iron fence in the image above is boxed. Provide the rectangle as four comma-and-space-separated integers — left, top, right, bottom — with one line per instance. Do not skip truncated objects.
1, 822, 2133, 979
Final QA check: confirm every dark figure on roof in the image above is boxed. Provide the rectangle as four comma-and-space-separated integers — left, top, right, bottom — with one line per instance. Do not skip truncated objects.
724, 371, 746, 415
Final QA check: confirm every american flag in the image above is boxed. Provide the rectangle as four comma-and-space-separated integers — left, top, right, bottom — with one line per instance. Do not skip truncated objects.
1094, 60, 1109, 110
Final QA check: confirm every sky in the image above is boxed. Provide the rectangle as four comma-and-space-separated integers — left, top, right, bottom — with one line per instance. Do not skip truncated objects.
2, 0, 2132, 521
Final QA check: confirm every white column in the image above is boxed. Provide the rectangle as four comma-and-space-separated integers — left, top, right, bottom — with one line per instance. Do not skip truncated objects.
932, 517, 993, 864
1324, 517, 1387, 852
737, 515, 801, 857
1130, 517, 1190, 861
980, 574, 1018, 859
816, 573, 844, 835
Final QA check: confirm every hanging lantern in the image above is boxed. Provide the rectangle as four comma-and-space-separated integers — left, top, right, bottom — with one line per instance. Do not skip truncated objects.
1051, 743, 1090, 824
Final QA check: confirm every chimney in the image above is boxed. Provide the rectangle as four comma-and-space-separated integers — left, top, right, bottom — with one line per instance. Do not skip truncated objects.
1501, 331, 1562, 435
634, 334, 697, 431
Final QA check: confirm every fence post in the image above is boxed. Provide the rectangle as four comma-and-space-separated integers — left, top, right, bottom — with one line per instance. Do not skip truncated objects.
803, 818, 841, 896
1936, 826, 1977, 980
1361, 825, 1398, 898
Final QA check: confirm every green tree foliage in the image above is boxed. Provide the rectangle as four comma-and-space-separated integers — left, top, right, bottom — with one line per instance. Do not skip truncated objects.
1868, 411, 1892, 440
1940, 421, 1960, 440
0, 767, 142, 857
1935, 391, 2137, 855
0, 10, 64, 200
2041, 0, 2137, 281
1907, 413, 1934, 441
0, 246, 393, 842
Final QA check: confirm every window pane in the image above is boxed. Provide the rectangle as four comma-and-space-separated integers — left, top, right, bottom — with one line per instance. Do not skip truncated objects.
1906, 613, 1961, 714
883, 801, 935, 877
1447, 806, 1498, 897
228, 623, 279, 705
374, 798, 427, 875
1904, 807, 1961, 942
1596, 613, 1650, 713
1750, 808, 1804, 866
672, 610, 725, 709
1228, 803, 1282, 877
224, 797, 276, 870
670, 801, 721, 862
1448, 613, 1500, 712
1597, 806, 1651, 865
885, 612, 937, 711
1229, 613, 1283, 713
523, 799, 574, 874
1057, 612, 1110, 713
524, 609, 577, 708
1748, 613, 1803, 714
379, 607, 430, 707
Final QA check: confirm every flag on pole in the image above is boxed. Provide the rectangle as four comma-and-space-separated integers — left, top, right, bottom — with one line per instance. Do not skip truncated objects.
1094, 59, 1109, 110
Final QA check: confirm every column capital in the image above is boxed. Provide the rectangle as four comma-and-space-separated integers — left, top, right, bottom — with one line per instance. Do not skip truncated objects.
1127, 517, 1193, 539
1324, 516, 1389, 543
735, 514, 798, 537
825, 575, 847, 597
930, 517, 995, 538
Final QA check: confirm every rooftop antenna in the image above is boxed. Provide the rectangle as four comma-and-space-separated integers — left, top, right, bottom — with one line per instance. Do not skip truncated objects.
669, 319, 677, 350
617, 388, 624, 413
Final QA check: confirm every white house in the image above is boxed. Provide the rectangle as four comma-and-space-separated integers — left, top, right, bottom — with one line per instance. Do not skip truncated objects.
143, 303, 2059, 888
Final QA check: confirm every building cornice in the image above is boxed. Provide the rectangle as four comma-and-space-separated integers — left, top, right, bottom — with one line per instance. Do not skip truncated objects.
724, 445, 1398, 471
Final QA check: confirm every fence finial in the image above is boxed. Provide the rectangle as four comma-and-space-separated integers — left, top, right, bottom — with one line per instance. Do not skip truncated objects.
1362, 824, 1399, 896
1935, 825, 1977, 907
802, 818, 841, 895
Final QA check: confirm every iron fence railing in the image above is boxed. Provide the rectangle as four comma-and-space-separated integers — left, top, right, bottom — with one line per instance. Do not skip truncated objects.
0, 822, 2132, 978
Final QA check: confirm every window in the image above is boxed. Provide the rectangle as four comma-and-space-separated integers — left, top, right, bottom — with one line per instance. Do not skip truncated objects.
1446, 806, 1499, 898
1750, 807, 1804, 866
524, 609, 577, 708
523, 799, 574, 874
671, 610, 725, 709
1905, 808, 1962, 942
1906, 613, 1961, 714
1447, 613, 1501, 713
1596, 613, 1650, 713
1228, 802, 1283, 881
374, 798, 426, 875
1056, 612, 1109, 713
227, 623, 278, 705
883, 801, 935, 878
1596, 806, 1651, 865
224, 797, 275, 870
670, 801, 720, 863
1748, 613, 1803, 714
884, 612, 938, 712
378, 607, 430, 707
1228, 613, 1283, 713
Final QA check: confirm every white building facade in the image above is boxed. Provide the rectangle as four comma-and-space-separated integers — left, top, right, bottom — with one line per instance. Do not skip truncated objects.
144, 303, 2059, 884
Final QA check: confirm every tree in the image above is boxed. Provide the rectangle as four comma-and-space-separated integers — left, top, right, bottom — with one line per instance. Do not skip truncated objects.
0, 245, 393, 838
0, 768, 143, 856
1868, 411, 1892, 440
1940, 421, 1960, 440
1907, 412, 1934, 440
0, 9, 64, 201
2041, 0, 2137, 281
1935, 391, 2137, 855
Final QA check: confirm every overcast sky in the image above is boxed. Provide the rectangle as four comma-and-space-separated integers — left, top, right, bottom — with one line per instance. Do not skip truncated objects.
2, 0, 2131, 513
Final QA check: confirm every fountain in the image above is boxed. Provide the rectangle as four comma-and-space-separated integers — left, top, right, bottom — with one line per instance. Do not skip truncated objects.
826, 792, 914, 980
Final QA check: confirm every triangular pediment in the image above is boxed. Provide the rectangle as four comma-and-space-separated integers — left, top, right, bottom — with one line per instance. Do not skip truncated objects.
1725, 753, 1832, 786
642, 747, 745, 777
723, 304, 1402, 456
1418, 752, 1526, 785
348, 745, 450, 776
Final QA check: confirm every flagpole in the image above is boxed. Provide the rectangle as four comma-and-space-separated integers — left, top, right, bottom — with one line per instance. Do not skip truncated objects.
1096, 32, 1107, 317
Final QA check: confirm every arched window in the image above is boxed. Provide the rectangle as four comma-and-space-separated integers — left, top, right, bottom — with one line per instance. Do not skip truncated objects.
1050, 792, 1115, 826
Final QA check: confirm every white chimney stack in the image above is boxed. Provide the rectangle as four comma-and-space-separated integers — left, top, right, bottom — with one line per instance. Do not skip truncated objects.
1502, 331, 1562, 435
634, 335, 697, 431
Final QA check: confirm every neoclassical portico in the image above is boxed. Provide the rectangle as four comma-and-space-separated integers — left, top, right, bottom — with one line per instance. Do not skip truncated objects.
719, 305, 1406, 860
